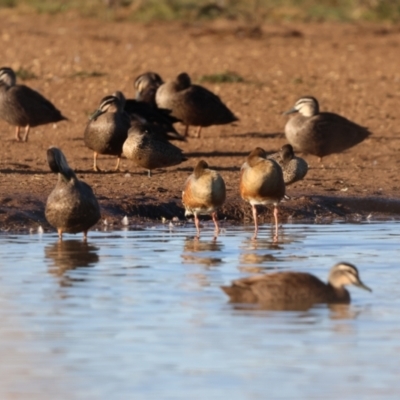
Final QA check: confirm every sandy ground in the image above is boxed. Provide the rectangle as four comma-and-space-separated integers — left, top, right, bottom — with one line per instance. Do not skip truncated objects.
1, 12, 400, 233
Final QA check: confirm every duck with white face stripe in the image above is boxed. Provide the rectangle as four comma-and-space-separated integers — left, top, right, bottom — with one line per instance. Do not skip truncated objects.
221, 262, 372, 308
134, 71, 164, 106
284, 96, 371, 162
84, 95, 131, 172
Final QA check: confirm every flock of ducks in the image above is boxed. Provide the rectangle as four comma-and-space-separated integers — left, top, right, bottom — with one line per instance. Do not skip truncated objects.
0, 66, 373, 309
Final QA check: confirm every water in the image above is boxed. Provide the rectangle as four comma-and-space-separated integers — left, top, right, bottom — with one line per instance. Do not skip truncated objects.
0, 222, 399, 399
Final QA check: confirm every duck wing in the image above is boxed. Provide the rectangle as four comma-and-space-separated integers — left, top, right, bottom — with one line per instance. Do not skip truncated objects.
10, 85, 67, 125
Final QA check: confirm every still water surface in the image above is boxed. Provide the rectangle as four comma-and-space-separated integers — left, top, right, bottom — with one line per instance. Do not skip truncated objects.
0, 222, 399, 399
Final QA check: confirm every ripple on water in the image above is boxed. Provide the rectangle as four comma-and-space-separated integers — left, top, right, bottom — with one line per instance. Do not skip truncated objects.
0, 222, 399, 399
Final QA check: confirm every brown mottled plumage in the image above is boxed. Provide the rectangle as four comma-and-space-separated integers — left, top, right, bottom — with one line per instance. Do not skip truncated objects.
221, 262, 372, 310
268, 144, 308, 185
240, 147, 285, 239
84, 95, 131, 172
0, 67, 67, 142
155, 72, 238, 138
284, 96, 371, 161
122, 121, 187, 177
182, 160, 226, 238
45, 147, 100, 241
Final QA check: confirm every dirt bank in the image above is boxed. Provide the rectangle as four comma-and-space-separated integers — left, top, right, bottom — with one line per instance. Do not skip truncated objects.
1, 13, 400, 233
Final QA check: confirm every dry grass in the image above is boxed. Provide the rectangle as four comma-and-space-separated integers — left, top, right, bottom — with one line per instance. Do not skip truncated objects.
1, 0, 400, 22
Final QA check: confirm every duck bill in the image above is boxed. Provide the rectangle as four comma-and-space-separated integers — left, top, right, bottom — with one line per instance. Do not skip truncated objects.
283, 107, 298, 115
89, 108, 105, 121
356, 281, 372, 292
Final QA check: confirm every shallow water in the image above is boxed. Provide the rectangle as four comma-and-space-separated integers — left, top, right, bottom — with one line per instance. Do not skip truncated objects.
0, 222, 399, 399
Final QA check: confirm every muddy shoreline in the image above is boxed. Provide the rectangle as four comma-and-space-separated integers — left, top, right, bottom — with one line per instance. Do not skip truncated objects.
1, 192, 400, 235
1, 15, 400, 234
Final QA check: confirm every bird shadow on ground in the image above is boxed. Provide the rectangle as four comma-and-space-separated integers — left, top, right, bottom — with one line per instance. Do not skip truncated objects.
230, 131, 285, 139
0, 165, 48, 175
185, 151, 249, 158
75, 169, 133, 175
176, 165, 241, 172
369, 136, 400, 140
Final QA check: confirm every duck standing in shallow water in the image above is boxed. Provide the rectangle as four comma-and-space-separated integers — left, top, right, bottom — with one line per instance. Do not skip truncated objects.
221, 262, 372, 309
45, 147, 101, 241
182, 160, 226, 238
0, 67, 67, 142
240, 147, 285, 239
284, 96, 371, 162
122, 121, 187, 177
268, 144, 308, 186
84, 95, 131, 172
156, 72, 238, 138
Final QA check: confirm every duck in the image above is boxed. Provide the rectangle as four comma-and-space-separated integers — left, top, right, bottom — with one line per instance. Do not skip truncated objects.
268, 144, 308, 186
0, 66, 67, 142
112, 90, 184, 141
122, 121, 187, 177
284, 96, 371, 162
134, 71, 164, 106
240, 147, 285, 239
84, 94, 131, 172
182, 160, 226, 238
155, 72, 238, 138
45, 147, 101, 240
221, 262, 372, 309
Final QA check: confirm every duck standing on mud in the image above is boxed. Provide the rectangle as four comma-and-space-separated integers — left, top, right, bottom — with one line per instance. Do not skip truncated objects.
156, 72, 238, 138
284, 96, 371, 162
84, 94, 131, 172
0, 66, 67, 142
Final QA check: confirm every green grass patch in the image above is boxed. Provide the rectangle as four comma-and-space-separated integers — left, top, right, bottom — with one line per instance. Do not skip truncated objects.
15, 67, 37, 80
0, 0, 16, 7
69, 71, 106, 79
3, 0, 400, 23
198, 71, 245, 84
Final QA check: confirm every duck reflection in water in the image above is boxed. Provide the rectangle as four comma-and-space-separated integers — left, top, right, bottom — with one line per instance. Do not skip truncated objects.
229, 303, 364, 321
45, 240, 99, 284
181, 237, 224, 267
241, 234, 284, 251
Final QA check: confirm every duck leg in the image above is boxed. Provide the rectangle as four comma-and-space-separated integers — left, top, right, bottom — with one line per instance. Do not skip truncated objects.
194, 126, 202, 138
22, 125, 31, 142
15, 126, 21, 141
83, 230, 88, 242
184, 125, 189, 137
211, 211, 220, 235
57, 228, 63, 240
147, 169, 152, 177
194, 213, 201, 238
93, 152, 102, 172
251, 204, 258, 240
273, 205, 279, 238
113, 156, 121, 172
